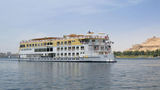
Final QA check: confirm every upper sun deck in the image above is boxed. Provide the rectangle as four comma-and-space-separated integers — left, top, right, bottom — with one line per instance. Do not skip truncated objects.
20, 32, 109, 44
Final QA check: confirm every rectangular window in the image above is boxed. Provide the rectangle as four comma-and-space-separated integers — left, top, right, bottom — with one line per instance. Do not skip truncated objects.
65, 53, 67, 56
57, 47, 60, 51
61, 53, 63, 56
68, 47, 71, 51
81, 46, 84, 50
76, 53, 79, 56
57, 42, 60, 46
44, 43, 46, 46
47, 48, 49, 52
68, 41, 71, 45
76, 46, 79, 50
64, 41, 67, 45
68, 53, 71, 56
64, 47, 67, 51
50, 48, 53, 51
61, 47, 63, 51
61, 42, 63, 45
72, 53, 75, 56
20, 44, 25, 48
50, 42, 53, 45
72, 46, 75, 51
101, 46, 104, 50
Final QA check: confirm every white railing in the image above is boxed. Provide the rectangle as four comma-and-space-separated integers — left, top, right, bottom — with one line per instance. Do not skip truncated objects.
20, 35, 108, 43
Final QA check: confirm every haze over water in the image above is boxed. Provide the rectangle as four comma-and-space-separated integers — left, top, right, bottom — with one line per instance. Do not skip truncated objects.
0, 58, 160, 90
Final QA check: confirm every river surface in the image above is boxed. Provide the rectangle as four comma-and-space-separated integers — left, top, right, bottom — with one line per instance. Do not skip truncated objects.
0, 58, 160, 90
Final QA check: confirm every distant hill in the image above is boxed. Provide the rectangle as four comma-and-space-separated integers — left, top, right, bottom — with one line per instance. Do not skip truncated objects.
127, 36, 160, 51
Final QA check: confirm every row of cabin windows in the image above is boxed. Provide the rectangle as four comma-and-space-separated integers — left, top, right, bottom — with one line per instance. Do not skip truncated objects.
20, 40, 76, 48
20, 45, 25, 48
57, 40, 75, 46
92, 39, 106, 43
20, 42, 53, 48
80, 39, 106, 43
35, 48, 53, 52
56, 52, 84, 57
94, 46, 111, 50
57, 46, 84, 51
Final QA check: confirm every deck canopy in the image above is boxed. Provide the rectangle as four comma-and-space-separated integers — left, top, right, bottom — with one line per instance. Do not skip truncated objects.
32, 37, 62, 41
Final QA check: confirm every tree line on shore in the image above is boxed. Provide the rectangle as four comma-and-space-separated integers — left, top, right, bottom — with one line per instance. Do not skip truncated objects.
114, 49, 160, 57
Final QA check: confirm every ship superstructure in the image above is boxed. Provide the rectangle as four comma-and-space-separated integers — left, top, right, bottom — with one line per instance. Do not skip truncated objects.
19, 32, 116, 62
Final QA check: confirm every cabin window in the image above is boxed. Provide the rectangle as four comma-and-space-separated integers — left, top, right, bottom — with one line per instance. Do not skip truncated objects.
68, 53, 71, 56
57, 42, 60, 46
57, 47, 60, 51
76, 53, 79, 56
61, 47, 63, 51
32, 44, 34, 47
50, 42, 53, 45
76, 46, 79, 50
94, 46, 99, 50
72, 53, 75, 56
61, 42, 63, 45
101, 46, 104, 50
81, 52, 85, 54
72, 46, 75, 51
20, 44, 25, 48
64, 41, 67, 45
92, 40, 95, 42
68, 47, 71, 51
47, 48, 49, 52
65, 53, 67, 56
64, 47, 67, 51
81, 46, 84, 50
61, 53, 63, 56
68, 41, 71, 45
50, 48, 53, 51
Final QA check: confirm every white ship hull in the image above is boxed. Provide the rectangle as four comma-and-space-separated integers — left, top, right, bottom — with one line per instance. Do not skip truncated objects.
19, 54, 116, 63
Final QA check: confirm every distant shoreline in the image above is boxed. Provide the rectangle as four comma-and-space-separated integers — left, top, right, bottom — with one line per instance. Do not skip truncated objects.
115, 55, 159, 59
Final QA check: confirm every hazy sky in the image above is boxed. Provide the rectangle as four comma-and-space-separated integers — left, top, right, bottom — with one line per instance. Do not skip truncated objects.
0, 0, 160, 53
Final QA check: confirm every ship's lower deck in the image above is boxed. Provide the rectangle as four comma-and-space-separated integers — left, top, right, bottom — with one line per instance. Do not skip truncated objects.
18, 57, 116, 63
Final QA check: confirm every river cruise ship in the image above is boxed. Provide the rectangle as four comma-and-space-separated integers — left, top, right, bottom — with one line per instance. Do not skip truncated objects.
19, 31, 116, 63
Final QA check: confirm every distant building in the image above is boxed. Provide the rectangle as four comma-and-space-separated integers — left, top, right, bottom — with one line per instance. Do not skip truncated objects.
7, 52, 12, 56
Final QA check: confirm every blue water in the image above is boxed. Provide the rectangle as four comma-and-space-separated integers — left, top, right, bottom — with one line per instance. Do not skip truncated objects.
0, 58, 160, 90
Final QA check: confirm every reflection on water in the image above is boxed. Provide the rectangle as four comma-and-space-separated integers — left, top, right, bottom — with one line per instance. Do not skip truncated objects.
1, 59, 160, 90
17, 62, 112, 90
